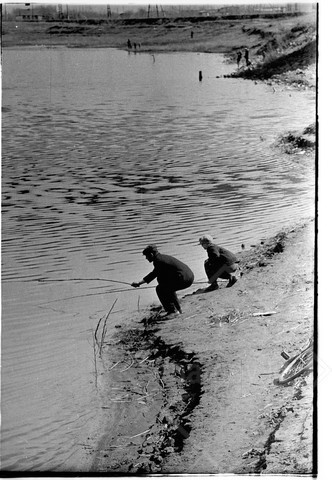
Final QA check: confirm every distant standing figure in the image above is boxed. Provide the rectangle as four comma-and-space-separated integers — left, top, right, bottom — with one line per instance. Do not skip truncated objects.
134, 42, 137, 50
244, 48, 250, 66
127, 39, 132, 49
236, 51, 242, 68
199, 234, 239, 292
191, 30, 194, 39
131, 245, 194, 317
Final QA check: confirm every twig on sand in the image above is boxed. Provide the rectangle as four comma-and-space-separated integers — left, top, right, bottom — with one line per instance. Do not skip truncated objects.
109, 360, 121, 370
238, 317, 251, 325
154, 370, 165, 388
127, 389, 146, 396
109, 443, 133, 449
276, 323, 301, 335
139, 355, 150, 364
128, 429, 151, 439
184, 314, 199, 320
110, 399, 132, 403
144, 380, 150, 393
252, 311, 277, 317
120, 358, 134, 372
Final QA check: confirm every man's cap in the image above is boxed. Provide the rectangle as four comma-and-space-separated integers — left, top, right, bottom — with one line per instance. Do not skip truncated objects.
199, 234, 213, 245
142, 244, 158, 255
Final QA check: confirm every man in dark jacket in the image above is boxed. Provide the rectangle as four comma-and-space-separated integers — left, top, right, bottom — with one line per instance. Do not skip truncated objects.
132, 245, 194, 317
199, 234, 238, 292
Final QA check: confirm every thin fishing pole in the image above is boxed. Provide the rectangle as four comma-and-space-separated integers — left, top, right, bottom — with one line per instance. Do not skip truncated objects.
37, 277, 132, 286
3, 277, 132, 286
38, 285, 156, 305
4, 277, 209, 286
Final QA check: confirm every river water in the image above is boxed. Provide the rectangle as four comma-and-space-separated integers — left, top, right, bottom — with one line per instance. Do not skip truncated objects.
1, 47, 315, 471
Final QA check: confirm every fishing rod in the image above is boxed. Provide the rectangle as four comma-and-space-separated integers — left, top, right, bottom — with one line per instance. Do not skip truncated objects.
37, 277, 132, 286
38, 285, 156, 306
7, 277, 210, 286
37, 280, 212, 306
37, 278, 210, 286
3, 277, 132, 285
37, 278, 210, 287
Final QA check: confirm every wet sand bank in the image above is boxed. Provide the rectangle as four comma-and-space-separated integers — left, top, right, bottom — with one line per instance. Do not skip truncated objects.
88, 218, 315, 474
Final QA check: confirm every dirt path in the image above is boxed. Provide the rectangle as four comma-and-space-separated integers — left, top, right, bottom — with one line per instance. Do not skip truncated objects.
90, 219, 315, 475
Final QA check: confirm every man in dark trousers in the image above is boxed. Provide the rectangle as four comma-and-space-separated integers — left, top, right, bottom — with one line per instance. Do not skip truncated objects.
132, 245, 194, 317
199, 234, 238, 292
244, 47, 250, 66
236, 50, 242, 68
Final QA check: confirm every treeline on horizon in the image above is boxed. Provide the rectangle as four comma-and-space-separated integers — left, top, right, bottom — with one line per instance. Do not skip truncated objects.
4, 2, 314, 22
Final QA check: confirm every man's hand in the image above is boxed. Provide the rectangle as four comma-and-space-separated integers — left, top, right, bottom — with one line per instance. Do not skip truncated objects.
131, 282, 141, 288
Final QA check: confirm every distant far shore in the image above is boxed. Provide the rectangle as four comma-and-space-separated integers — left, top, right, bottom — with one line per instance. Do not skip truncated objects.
3, 11, 316, 88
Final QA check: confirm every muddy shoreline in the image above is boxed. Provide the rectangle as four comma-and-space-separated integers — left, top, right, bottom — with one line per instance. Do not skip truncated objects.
88, 218, 315, 474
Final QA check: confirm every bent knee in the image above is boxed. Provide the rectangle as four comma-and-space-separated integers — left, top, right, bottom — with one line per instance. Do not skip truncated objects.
226, 263, 237, 273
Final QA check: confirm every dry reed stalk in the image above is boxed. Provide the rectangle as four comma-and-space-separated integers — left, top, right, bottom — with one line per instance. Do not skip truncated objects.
128, 429, 150, 439
109, 360, 121, 370
92, 330, 98, 389
94, 316, 104, 348
154, 370, 165, 389
98, 298, 118, 356
139, 355, 150, 364
252, 311, 277, 317
120, 358, 134, 372
110, 399, 132, 403
109, 443, 133, 449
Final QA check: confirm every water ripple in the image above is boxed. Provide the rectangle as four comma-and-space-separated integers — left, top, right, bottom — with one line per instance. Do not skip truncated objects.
1, 47, 315, 471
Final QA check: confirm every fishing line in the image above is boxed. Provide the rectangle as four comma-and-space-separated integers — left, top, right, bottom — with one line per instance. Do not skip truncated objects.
38, 285, 156, 305
34, 280, 213, 311
37, 282, 210, 306
4, 277, 209, 286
